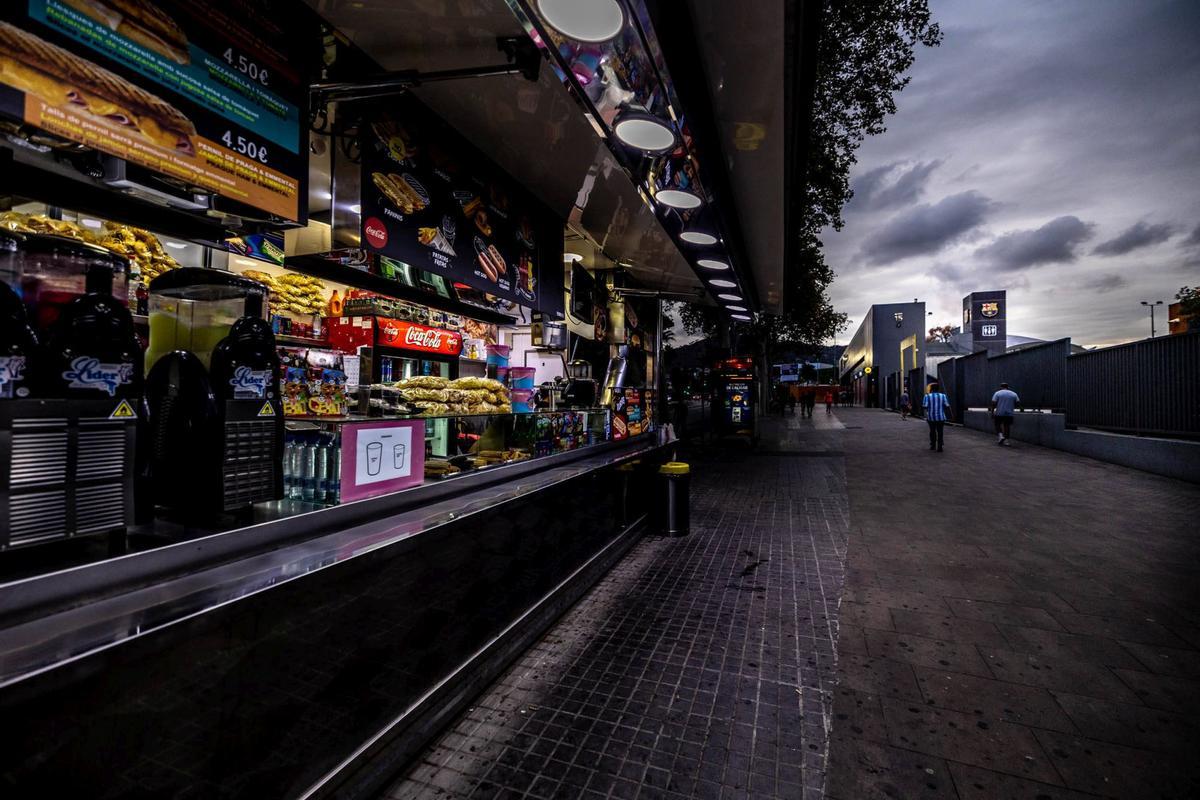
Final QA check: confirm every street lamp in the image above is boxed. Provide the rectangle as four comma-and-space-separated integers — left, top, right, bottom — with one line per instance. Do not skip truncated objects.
1140, 300, 1164, 338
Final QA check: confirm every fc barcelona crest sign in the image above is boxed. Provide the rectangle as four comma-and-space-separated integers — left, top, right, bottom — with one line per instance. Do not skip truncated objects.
980, 301, 1001, 318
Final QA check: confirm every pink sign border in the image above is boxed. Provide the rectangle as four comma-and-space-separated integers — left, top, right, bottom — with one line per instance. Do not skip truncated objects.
340, 419, 427, 503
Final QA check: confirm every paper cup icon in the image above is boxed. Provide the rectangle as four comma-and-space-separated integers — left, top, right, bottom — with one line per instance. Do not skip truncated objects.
393, 443, 406, 470
367, 442, 382, 475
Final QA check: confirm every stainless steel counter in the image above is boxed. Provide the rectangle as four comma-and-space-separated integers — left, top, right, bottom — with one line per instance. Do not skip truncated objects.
0, 434, 662, 688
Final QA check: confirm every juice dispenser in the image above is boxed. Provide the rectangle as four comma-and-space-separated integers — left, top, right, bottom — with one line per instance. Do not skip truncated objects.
144, 268, 268, 371
0, 232, 138, 550
143, 269, 283, 514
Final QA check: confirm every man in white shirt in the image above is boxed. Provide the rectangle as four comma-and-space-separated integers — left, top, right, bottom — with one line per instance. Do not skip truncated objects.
989, 382, 1020, 446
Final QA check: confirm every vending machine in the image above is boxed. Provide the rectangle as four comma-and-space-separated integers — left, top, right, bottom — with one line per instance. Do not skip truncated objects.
712, 357, 757, 443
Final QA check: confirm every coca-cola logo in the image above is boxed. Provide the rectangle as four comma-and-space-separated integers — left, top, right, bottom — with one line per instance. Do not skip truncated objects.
379, 320, 462, 355
364, 217, 388, 249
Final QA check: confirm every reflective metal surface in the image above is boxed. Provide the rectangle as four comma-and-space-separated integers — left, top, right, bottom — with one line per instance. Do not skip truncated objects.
304, 0, 703, 297
687, 0, 786, 312
0, 438, 660, 686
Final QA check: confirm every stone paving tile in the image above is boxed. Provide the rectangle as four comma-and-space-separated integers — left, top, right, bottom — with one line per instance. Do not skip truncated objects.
879, 698, 1062, 785
946, 762, 1097, 800
381, 415, 849, 800
975, 646, 1140, 702
862, 629, 994, 677
828, 407, 1200, 800
911, 667, 1078, 733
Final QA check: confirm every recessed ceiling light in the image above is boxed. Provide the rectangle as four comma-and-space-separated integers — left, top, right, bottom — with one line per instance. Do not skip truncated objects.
726, 305, 747, 312
718, 293, 742, 301
680, 230, 718, 245
709, 279, 737, 288
165, 242, 186, 250
614, 115, 676, 154
654, 188, 701, 209
349, 204, 362, 214
697, 259, 729, 270
564, 252, 584, 263
731, 313, 751, 321
537, 0, 624, 43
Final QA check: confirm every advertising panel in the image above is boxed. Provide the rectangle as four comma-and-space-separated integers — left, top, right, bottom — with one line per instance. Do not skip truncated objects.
376, 319, 463, 356
0, 1, 309, 221
360, 97, 562, 312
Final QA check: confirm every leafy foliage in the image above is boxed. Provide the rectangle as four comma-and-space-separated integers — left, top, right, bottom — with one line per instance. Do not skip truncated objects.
1176, 286, 1200, 317
926, 324, 955, 343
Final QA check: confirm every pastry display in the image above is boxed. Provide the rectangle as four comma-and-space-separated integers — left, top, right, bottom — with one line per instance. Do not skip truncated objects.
241, 268, 328, 316
0, 212, 180, 281
0, 20, 197, 156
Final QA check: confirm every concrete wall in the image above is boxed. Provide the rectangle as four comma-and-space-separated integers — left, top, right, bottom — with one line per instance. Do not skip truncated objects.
963, 410, 1200, 483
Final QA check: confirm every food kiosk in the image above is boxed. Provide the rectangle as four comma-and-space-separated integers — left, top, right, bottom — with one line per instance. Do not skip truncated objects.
0, 3, 684, 799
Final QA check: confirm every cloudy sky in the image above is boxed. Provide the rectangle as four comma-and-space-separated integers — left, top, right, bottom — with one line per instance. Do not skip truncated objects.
823, 0, 1200, 347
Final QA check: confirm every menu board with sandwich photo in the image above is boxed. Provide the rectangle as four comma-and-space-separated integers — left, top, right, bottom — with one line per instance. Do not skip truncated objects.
0, 0, 311, 221
359, 97, 562, 311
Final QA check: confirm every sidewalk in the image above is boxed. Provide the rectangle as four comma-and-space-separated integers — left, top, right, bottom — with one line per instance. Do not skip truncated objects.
381, 409, 1200, 799
827, 407, 1200, 799
382, 414, 849, 800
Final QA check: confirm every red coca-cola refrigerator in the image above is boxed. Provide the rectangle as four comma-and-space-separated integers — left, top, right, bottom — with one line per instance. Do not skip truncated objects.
325, 316, 463, 383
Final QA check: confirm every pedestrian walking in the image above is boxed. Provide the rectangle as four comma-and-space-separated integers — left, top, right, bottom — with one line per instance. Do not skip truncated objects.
922, 381, 952, 452
824, 390, 833, 414
804, 391, 816, 418
989, 382, 1020, 446
899, 389, 911, 420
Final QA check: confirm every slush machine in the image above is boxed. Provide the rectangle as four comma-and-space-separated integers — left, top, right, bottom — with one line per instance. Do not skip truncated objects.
143, 269, 283, 514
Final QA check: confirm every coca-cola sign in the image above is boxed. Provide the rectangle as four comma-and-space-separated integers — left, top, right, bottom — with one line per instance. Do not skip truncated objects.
377, 319, 463, 356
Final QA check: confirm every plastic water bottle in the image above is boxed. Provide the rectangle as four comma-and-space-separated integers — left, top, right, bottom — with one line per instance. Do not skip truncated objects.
301, 439, 317, 502
315, 437, 330, 504
327, 439, 341, 504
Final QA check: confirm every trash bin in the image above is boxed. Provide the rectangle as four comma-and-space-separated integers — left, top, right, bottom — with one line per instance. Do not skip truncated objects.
657, 461, 690, 536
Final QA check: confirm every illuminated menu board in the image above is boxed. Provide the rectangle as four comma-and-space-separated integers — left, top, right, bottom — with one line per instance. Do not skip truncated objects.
0, 0, 309, 221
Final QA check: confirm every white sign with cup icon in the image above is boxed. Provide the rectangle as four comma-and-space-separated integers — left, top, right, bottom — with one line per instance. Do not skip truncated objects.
355, 425, 414, 486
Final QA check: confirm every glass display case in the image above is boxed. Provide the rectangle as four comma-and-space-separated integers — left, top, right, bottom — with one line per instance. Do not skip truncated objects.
283, 408, 611, 505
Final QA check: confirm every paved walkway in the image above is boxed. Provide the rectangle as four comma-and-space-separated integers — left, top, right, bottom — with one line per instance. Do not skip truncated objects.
383, 414, 848, 800
827, 408, 1200, 800
382, 408, 1200, 799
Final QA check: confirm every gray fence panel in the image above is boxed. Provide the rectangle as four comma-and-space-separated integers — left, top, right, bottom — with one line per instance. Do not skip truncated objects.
984, 339, 1070, 411
960, 351, 991, 410
1066, 333, 1200, 436
937, 358, 962, 420
908, 367, 926, 417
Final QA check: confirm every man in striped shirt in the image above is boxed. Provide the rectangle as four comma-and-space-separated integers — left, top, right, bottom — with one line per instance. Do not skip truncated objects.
923, 381, 953, 452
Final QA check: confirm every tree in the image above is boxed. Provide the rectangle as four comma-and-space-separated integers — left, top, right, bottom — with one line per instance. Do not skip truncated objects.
926, 324, 954, 343
1176, 286, 1200, 317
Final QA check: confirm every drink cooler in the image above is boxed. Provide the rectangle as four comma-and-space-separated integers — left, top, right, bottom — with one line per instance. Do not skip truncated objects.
0, 398, 135, 549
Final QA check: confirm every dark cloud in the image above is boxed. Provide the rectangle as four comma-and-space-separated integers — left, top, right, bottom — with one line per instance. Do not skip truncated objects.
974, 216, 1095, 271
1079, 273, 1128, 293
1184, 223, 1200, 247
849, 160, 942, 211
1092, 221, 1175, 256
861, 191, 994, 264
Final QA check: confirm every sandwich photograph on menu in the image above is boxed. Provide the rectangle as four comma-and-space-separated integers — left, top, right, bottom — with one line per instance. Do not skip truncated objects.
0, 1, 310, 222
61, 0, 190, 64
0, 19, 197, 155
